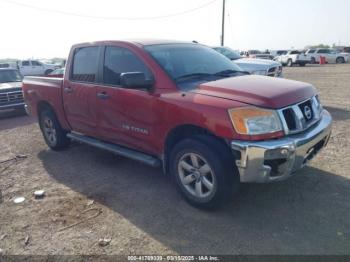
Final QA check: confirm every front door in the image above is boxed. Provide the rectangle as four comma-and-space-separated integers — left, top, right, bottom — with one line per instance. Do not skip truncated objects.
19, 60, 31, 76
95, 45, 159, 154
31, 60, 45, 75
63, 46, 100, 137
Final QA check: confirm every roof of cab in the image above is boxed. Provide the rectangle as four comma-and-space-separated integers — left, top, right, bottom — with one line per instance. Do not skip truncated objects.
72, 39, 195, 48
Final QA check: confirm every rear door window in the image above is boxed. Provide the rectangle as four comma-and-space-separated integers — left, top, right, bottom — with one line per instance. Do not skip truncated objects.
71, 46, 99, 83
22, 61, 30, 66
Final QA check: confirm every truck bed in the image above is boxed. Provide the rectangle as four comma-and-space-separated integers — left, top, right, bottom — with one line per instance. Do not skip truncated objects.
22, 76, 70, 130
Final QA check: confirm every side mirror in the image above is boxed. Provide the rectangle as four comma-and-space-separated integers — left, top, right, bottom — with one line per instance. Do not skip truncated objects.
120, 72, 154, 89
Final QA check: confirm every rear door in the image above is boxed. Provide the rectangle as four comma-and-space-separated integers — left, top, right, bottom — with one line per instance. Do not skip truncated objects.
63, 46, 101, 137
95, 45, 158, 154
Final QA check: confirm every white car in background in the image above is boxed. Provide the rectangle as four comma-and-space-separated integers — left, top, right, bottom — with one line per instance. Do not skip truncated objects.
213, 46, 283, 77
305, 48, 349, 64
17, 60, 60, 76
275, 50, 311, 67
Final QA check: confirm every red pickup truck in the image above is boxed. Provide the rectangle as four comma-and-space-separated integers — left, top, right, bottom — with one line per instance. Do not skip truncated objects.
23, 40, 332, 208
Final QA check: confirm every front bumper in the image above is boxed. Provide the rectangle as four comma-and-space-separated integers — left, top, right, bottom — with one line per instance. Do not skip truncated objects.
231, 110, 332, 183
0, 102, 25, 111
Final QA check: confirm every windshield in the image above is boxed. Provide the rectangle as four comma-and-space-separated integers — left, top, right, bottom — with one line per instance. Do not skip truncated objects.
145, 44, 243, 83
0, 70, 22, 83
213, 47, 241, 60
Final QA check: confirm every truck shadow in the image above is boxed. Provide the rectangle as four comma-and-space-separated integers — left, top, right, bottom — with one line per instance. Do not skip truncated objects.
38, 146, 350, 254
324, 106, 350, 121
0, 112, 36, 131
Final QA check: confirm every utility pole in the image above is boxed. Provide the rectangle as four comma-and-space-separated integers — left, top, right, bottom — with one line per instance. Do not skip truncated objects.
221, 0, 226, 46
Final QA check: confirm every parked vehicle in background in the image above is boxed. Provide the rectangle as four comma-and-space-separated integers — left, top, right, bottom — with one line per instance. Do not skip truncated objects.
306, 49, 349, 64
23, 39, 332, 208
275, 50, 311, 67
250, 54, 274, 60
247, 50, 261, 57
0, 68, 24, 112
48, 68, 65, 78
270, 50, 288, 57
18, 59, 60, 76
213, 46, 283, 77
0, 62, 17, 69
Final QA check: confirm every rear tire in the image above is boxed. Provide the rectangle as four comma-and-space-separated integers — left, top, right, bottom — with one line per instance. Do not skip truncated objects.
299, 62, 306, 67
336, 57, 345, 64
287, 59, 293, 67
170, 136, 239, 209
39, 109, 70, 150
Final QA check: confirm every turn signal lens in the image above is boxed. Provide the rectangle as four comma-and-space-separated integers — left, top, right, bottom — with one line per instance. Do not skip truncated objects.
228, 107, 282, 135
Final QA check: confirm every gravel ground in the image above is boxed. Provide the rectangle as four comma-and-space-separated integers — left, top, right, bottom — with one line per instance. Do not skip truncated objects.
0, 64, 349, 255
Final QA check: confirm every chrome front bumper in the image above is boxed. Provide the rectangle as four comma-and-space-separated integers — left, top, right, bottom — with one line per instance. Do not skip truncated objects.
231, 110, 332, 183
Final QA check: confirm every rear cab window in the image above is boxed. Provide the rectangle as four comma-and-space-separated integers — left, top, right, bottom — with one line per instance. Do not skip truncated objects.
71, 46, 99, 83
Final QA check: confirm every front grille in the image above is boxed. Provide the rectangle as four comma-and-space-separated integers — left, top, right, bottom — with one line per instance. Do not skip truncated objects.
278, 96, 322, 135
282, 108, 297, 131
298, 100, 314, 122
0, 90, 24, 106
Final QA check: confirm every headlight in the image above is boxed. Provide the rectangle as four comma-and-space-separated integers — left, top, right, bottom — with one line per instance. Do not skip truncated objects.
228, 107, 283, 135
251, 70, 267, 76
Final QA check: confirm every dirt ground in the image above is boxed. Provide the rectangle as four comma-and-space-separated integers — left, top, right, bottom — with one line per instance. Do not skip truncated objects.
0, 64, 349, 256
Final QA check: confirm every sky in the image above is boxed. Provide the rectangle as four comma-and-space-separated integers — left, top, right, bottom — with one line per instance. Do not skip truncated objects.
0, 0, 349, 59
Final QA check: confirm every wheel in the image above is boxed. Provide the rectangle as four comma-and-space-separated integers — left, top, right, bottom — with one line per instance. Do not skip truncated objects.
44, 69, 53, 76
310, 57, 316, 64
336, 57, 345, 64
170, 136, 239, 209
299, 63, 306, 67
39, 109, 70, 150
287, 59, 293, 67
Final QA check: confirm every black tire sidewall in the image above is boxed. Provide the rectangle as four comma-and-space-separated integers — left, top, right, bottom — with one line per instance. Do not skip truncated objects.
336, 57, 344, 64
39, 109, 69, 150
170, 138, 237, 209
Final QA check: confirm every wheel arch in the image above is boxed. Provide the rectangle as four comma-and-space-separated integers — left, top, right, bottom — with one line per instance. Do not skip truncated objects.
37, 100, 55, 119
163, 124, 231, 174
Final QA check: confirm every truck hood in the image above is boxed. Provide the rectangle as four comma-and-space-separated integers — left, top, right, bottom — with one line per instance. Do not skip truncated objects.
190, 75, 316, 109
0, 81, 22, 90
233, 58, 281, 72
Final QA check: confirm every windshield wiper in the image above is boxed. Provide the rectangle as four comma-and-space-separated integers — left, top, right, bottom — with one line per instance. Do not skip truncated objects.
175, 73, 214, 82
214, 69, 250, 76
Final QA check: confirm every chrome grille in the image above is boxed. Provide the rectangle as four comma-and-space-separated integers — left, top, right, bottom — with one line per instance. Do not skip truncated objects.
278, 96, 322, 135
0, 90, 24, 106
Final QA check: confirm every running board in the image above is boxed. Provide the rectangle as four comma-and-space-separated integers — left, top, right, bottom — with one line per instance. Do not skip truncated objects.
67, 133, 161, 168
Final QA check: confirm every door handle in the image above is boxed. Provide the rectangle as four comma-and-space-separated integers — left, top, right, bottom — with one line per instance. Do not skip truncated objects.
64, 87, 73, 93
97, 92, 110, 100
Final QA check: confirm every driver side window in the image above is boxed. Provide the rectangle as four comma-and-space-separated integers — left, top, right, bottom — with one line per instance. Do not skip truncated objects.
103, 46, 152, 86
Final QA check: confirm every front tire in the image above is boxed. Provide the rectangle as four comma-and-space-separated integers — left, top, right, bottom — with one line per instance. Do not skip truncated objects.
310, 57, 316, 64
287, 59, 293, 67
299, 62, 306, 67
170, 136, 239, 209
39, 109, 70, 150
